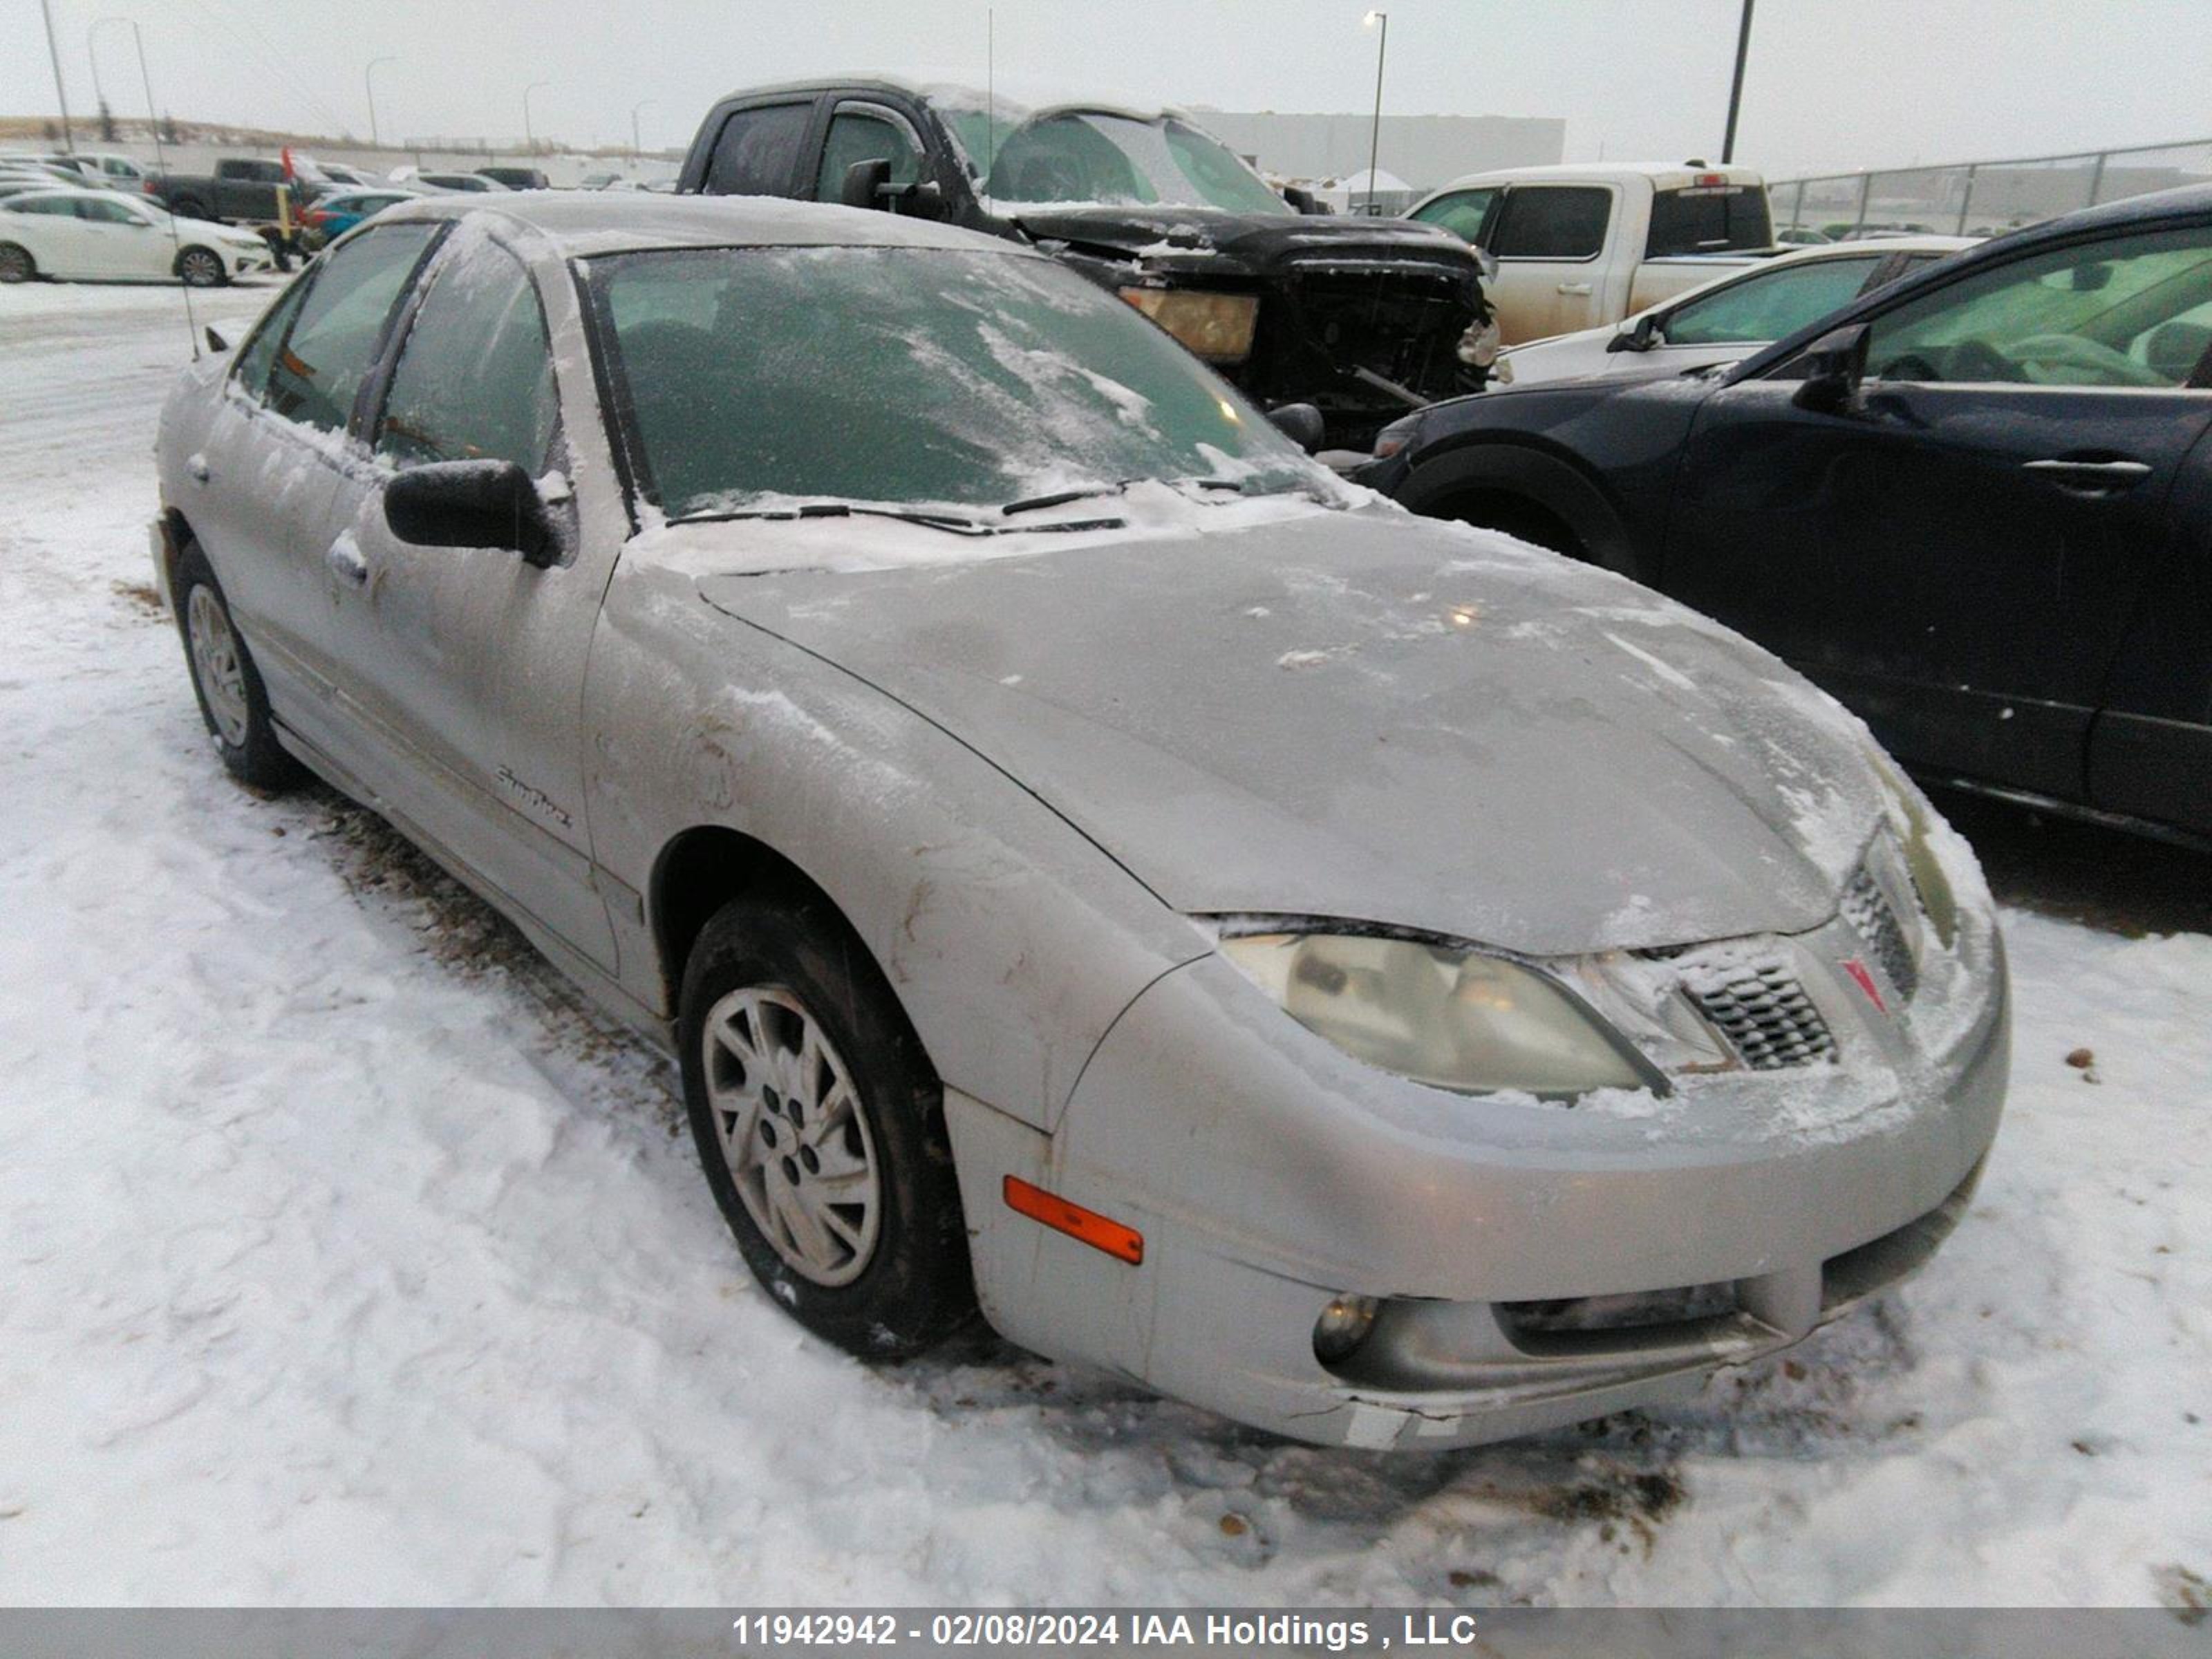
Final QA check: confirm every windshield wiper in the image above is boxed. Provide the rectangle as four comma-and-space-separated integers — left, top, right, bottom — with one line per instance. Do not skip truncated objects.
679, 501, 1125, 536
1000, 476, 1247, 516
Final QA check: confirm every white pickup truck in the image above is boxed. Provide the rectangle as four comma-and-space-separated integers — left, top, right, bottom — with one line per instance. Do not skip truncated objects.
1406, 162, 1781, 344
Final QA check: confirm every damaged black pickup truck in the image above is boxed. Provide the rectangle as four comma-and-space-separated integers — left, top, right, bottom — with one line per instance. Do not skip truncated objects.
677, 79, 1495, 449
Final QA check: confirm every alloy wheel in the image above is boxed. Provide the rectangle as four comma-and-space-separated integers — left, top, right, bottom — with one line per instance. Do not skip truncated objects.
178, 248, 223, 287
701, 985, 883, 1287
185, 585, 251, 748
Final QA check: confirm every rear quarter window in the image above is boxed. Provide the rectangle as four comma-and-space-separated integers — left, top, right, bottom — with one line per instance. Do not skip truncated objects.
1647, 186, 1774, 256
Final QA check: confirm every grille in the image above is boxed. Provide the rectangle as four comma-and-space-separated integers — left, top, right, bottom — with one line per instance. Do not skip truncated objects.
1285, 265, 1472, 401
1841, 862, 1920, 1001
1676, 952, 1837, 1071
1500, 1282, 1737, 1338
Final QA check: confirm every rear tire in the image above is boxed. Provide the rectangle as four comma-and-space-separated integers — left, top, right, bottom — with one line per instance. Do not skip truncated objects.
176, 245, 227, 288
170, 195, 210, 219
678, 890, 975, 1360
173, 544, 302, 791
0, 242, 35, 283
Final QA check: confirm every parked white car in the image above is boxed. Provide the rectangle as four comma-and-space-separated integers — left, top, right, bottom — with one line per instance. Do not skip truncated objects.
54, 150, 154, 185
1409, 162, 1780, 344
1498, 235, 1977, 386
0, 188, 274, 286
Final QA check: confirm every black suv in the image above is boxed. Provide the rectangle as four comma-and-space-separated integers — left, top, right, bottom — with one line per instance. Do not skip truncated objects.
678, 79, 1492, 449
1357, 185, 2212, 844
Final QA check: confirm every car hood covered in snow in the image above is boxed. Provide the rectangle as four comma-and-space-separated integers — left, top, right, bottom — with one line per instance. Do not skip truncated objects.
695, 509, 1884, 957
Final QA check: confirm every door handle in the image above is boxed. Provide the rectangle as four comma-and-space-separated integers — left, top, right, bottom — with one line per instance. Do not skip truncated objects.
185, 452, 212, 484
1556, 282, 1593, 295
2022, 457, 2152, 494
325, 533, 369, 588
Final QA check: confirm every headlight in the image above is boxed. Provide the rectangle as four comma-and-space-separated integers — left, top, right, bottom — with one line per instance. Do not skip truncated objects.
1118, 286, 1259, 364
1371, 413, 1423, 460
1220, 931, 1651, 1096
1456, 315, 1503, 368
1868, 754, 1958, 948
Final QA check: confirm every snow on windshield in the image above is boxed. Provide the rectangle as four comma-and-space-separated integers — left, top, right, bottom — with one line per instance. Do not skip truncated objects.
924, 89, 1287, 216
591, 245, 1322, 521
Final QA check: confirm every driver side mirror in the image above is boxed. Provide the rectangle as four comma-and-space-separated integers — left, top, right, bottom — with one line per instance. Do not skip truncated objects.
384, 460, 557, 566
841, 158, 944, 218
1282, 185, 1330, 216
1790, 322, 1870, 414
1267, 402, 1327, 453
1607, 313, 1661, 354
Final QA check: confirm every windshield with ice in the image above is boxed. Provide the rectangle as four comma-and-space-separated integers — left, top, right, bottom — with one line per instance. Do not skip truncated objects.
589, 246, 1322, 522
928, 94, 1289, 217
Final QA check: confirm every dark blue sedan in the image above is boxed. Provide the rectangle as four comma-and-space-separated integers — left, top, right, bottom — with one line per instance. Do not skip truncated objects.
1359, 185, 2212, 845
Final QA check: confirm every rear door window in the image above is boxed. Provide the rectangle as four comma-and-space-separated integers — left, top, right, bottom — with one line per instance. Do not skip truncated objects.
1489, 186, 1611, 261
232, 276, 315, 402
73, 196, 143, 223
704, 101, 816, 196
1646, 185, 1773, 256
255, 223, 440, 432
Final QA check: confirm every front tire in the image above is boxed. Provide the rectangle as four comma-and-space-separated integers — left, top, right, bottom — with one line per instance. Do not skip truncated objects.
174, 545, 301, 790
0, 242, 35, 283
678, 891, 975, 1359
176, 245, 228, 288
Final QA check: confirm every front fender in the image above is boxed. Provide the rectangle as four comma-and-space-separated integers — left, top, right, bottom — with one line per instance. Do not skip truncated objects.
583, 558, 1208, 1130
1396, 439, 1648, 580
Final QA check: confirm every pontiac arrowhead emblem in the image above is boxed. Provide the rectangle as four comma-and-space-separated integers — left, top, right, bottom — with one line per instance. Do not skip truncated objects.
1841, 957, 1888, 1013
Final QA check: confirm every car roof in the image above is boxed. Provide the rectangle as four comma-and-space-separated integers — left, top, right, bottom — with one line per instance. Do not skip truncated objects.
1778, 233, 1979, 257
376, 190, 1021, 257
1423, 161, 1768, 193
0, 185, 151, 207
705, 77, 1178, 126
2005, 180, 2212, 239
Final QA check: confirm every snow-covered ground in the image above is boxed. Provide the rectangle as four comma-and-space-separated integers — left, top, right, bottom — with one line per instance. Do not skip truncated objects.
1, 281, 2208, 1610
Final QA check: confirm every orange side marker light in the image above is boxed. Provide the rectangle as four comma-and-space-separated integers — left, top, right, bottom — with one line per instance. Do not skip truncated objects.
1003, 1176, 1144, 1265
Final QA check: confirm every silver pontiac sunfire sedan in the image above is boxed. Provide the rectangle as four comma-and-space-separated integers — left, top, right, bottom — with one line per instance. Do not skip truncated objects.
153, 194, 2008, 1452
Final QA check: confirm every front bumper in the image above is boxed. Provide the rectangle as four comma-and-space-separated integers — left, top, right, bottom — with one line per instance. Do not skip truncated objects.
947, 924, 2009, 1451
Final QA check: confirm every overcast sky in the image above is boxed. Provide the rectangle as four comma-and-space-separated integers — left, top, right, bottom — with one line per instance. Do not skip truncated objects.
6, 0, 2208, 178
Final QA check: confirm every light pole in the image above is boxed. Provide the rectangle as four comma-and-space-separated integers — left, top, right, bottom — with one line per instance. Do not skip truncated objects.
39, 0, 77, 151
366, 55, 397, 149
523, 80, 551, 156
1721, 0, 1756, 164
1361, 10, 1388, 216
631, 97, 656, 160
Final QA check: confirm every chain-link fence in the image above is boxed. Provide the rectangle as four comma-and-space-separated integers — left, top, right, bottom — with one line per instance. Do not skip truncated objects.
1772, 138, 2212, 241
